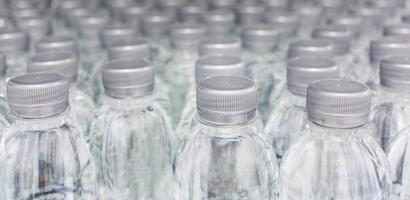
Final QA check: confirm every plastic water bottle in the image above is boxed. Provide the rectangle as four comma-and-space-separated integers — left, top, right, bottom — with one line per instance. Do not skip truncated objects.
174, 76, 279, 200
0, 73, 97, 199
265, 56, 339, 162
27, 51, 95, 134
89, 58, 176, 199
371, 55, 410, 150
177, 55, 246, 139
0, 29, 29, 77
242, 23, 279, 121
280, 79, 391, 200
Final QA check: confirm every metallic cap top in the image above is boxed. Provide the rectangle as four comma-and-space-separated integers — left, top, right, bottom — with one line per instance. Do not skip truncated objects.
27, 51, 78, 82
380, 54, 410, 91
142, 12, 171, 37
307, 79, 371, 128
0, 29, 28, 53
121, 4, 146, 26
292, 4, 322, 25
287, 56, 339, 96
383, 24, 410, 37
236, 4, 265, 25
197, 76, 257, 125
195, 55, 245, 83
170, 23, 206, 49
180, 3, 206, 22
202, 9, 235, 35
35, 35, 78, 55
100, 25, 137, 48
264, 10, 299, 35
369, 36, 410, 64
7, 73, 69, 119
312, 25, 352, 55
198, 36, 242, 56
288, 39, 335, 58
63, 7, 90, 27
76, 13, 110, 37
327, 15, 362, 38
102, 58, 154, 98
107, 38, 151, 61
242, 24, 278, 53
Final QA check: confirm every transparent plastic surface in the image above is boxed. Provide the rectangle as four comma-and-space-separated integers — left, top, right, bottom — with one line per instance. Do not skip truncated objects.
280, 122, 391, 200
265, 89, 307, 162
0, 111, 97, 199
174, 119, 279, 200
68, 85, 95, 134
89, 95, 177, 199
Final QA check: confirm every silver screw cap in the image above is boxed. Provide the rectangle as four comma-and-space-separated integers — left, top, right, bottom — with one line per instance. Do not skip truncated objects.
195, 55, 245, 83
198, 36, 242, 57
264, 10, 299, 36
10, 8, 41, 22
16, 16, 51, 42
170, 23, 206, 50
121, 4, 146, 27
196, 76, 257, 125
0, 30, 28, 53
380, 54, 410, 91
27, 51, 78, 82
35, 36, 78, 56
351, 6, 385, 27
307, 79, 371, 128
107, 38, 151, 61
383, 24, 410, 37
180, 3, 206, 22
369, 36, 410, 64
7, 73, 70, 119
327, 15, 363, 38
76, 13, 110, 38
288, 39, 335, 59
142, 12, 171, 38
63, 7, 90, 27
202, 9, 235, 35
100, 25, 137, 48
209, 0, 236, 9
287, 56, 339, 96
102, 58, 154, 98
264, 0, 289, 11
292, 4, 322, 25
236, 4, 265, 25
242, 24, 278, 53
312, 25, 352, 55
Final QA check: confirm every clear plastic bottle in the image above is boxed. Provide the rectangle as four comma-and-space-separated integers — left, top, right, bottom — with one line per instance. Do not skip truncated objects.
0, 73, 97, 199
202, 9, 236, 36
177, 55, 246, 139
174, 76, 279, 200
27, 51, 95, 134
265, 56, 339, 162
163, 23, 205, 124
0, 29, 29, 77
89, 58, 176, 199
280, 79, 391, 200
242, 23, 279, 122
370, 55, 410, 150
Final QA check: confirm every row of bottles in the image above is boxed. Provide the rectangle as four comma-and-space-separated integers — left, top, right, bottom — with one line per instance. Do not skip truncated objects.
0, 0, 409, 199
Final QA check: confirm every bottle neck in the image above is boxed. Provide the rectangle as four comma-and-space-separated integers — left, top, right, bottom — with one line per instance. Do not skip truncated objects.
197, 109, 257, 127
102, 94, 154, 111
197, 117, 258, 138
307, 120, 367, 140
10, 108, 70, 131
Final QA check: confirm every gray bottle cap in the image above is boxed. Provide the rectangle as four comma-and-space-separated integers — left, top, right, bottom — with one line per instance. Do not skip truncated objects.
351, 6, 385, 27
242, 24, 278, 53
16, 16, 51, 40
264, 0, 289, 11
35, 36, 78, 56
9, 0, 35, 10
170, 23, 206, 50
287, 56, 339, 96
369, 36, 410, 64
107, 38, 151, 61
0, 30, 28, 53
322, 0, 343, 17
180, 3, 206, 22
292, 4, 322, 25
236, 4, 265, 25
0, 53, 5, 73
402, 14, 410, 23
27, 51, 78, 82
64, 7, 90, 27
288, 39, 335, 59
10, 8, 41, 22
100, 25, 137, 48
197, 76, 257, 125
121, 4, 146, 27
198, 36, 242, 57
57, 0, 84, 17
202, 9, 235, 35
264, 10, 299, 36
7, 73, 70, 119
106, 0, 132, 19
142, 12, 171, 38
380, 54, 410, 91
76, 13, 110, 38
327, 15, 362, 38
102, 58, 154, 98
195, 55, 245, 83
383, 24, 410, 37
209, 0, 236, 9
307, 79, 371, 128
312, 25, 352, 55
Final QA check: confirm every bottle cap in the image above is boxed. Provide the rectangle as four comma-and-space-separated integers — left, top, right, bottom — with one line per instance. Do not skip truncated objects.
236, 4, 265, 25
202, 9, 235, 35
287, 56, 339, 96
0, 30, 28, 53
264, 0, 289, 10
383, 24, 410, 37
198, 36, 241, 56
197, 76, 257, 125
292, 4, 322, 25
16, 16, 51, 42
100, 25, 137, 48
180, 3, 206, 22
380, 54, 410, 91
10, 8, 41, 22
307, 79, 371, 128
288, 39, 335, 59
142, 12, 171, 38
35, 35, 78, 56
76, 13, 110, 38
63, 7, 90, 27
170, 23, 206, 50
263, 10, 299, 36
327, 15, 362, 38
27, 51, 78, 82
102, 58, 154, 98
195, 55, 245, 83
242, 24, 278, 53
107, 38, 151, 61
312, 25, 352, 55
369, 36, 410, 64
7, 73, 69, 118
209, 0, 236, 9
121, 4, 146, 27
